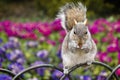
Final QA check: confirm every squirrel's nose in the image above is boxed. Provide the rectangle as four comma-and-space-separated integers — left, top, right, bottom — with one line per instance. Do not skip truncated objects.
78, 34, 83, 38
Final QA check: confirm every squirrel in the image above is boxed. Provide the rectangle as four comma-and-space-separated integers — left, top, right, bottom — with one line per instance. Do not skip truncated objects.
57, 2, 97, 74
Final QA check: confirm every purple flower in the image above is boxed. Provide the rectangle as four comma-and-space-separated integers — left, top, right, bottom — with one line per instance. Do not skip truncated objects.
36, 67, 45, 76
0, 38, 3, 44
57, 50, 62, 60
0, 47, 6, 55
97, 71, 107, 80
6, 49, 25, 64
51, 70, 63, 80
36, 50, 49, 59
8, 63, 24, 74
8, 37, 18, 43
16, 58, 25, 64
0, 74, 12, 80
77, 75, 92, 80
0, 57, 4, 67
3, 38, 20, 50
31, 61, 45, 76
58, 63, 63, 69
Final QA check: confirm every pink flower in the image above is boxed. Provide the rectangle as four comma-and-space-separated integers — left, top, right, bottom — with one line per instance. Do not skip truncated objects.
50, 19, 62, 31
39, 36, 46, 43
47, 39, 56, 46
98, 52, 112, 62
20, 33, 37, 40
2, 20, 12, 27
59, 30, 66, 37
116, 68, 120, 76
107, 43, 117, 52
0, 22, 3, 32
101, 33, 114, 43
90, 18, 112, 34
112, 20, 120, 33
89, 25, 99, 34
107, 38, 118, 52
37, 23, 52, 37
93, 38, 98, 44
24, 22, 37, 32
59, 37, 64, 43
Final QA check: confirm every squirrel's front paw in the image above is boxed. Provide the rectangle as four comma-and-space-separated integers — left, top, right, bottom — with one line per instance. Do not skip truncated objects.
70, 41, 79, 48
81, 48, 89, 53
81, 45, 89, 53
75, 45, 80, 48
81, 45, 87, 49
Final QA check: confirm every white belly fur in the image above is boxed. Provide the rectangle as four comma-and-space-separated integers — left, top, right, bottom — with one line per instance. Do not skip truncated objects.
62, 52, 95, 68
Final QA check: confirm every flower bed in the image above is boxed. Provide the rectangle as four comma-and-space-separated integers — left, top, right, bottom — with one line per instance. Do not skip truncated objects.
0, 18, 120, 80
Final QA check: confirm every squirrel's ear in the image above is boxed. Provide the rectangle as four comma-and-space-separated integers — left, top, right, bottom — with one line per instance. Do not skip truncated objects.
83, 19, 87, 25
74, 19, 78, 25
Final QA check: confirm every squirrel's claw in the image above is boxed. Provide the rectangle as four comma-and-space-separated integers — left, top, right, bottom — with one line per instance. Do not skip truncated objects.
87, 60, 92, 65
63, 66, 69, 74
63, 68, 69, 74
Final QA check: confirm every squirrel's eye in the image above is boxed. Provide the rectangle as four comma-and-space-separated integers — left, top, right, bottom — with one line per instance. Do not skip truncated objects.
85, 32, 87, 34
74, 31, 76, 34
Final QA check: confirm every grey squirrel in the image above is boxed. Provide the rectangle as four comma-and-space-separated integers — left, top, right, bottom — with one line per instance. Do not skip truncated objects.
57, 2, 97, 74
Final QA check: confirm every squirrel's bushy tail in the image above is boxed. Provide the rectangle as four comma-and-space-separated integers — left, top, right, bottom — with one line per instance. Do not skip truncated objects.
57, 2, 87, 32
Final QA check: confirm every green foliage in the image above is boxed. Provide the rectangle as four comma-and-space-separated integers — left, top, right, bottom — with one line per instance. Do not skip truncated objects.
0, 0, 120, 20
34, 0, 71, 18
34, 0, 119, 18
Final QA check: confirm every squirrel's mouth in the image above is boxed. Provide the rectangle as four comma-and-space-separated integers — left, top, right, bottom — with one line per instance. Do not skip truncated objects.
78, 39, 85, 48
78, 42, 82, 48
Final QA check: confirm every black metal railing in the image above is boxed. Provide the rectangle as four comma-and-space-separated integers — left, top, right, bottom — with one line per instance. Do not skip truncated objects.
0, 61, 119, 80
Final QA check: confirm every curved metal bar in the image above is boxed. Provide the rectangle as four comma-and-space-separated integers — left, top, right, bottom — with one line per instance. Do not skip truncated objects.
60, 61, 119, 80
106, 65, 120, 80
60, 74, 67, 80
60, 74, 72, 80
0, 68, 15, 77
12, 64, 63, 80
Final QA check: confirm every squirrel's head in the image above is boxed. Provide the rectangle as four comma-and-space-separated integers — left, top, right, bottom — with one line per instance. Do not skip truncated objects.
70, 19, 90, 44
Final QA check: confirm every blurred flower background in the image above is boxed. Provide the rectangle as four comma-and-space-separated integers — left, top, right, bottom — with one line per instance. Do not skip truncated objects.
0, 0, 120, 80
